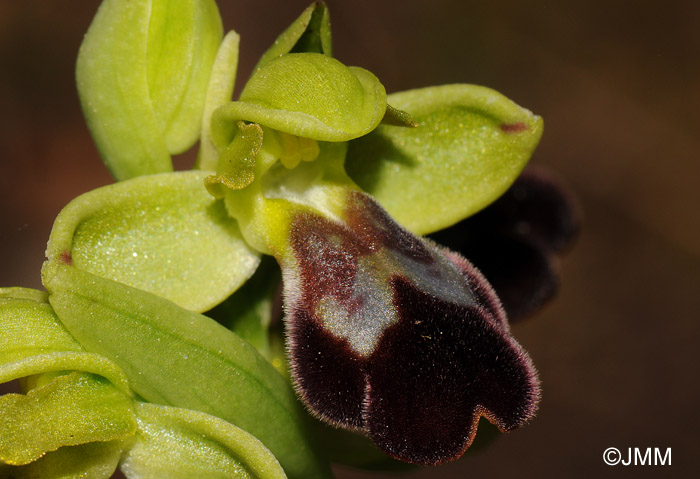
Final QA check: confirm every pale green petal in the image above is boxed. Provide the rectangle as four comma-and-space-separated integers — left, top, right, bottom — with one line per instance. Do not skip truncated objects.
253, 2, 332, 72
0, 372, 135, 466
346, 84, 544, 234
212, 53, 386, 145
42, 263, 331, 479
2, 441, 124, 479
120, 402, 287, 479
45, 171, 260, 313
76, 0, 223, 180
197, 30, 241, 171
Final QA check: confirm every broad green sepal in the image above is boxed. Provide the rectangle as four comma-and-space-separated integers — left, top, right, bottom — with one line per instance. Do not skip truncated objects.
346, 84, 544, 235
212, 53, 387, 145
121, 402, 288, 479
42, 263, 332, 479
0, 441, 124, 479
76, 0, 223, 180
45, 171, 260, 313
0, 371, 135, 466
253, 2, 332, 72
197, 30, 242, 171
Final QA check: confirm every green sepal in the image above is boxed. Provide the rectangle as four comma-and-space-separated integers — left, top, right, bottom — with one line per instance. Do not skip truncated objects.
0, 294, 131, 394
42, 263, 332, 479
0, 371, 135, 466
212, 53, 386, 145
76, 0, 223, 180
197, 30, 241, 171
45, 171, 260, 313
253, 2, 332, 73
346, 84, 544, 234
0, 441, 124, 479
120, 402, 288, 479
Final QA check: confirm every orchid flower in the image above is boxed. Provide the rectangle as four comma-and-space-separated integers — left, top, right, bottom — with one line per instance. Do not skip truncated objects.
0, 1, 578, 477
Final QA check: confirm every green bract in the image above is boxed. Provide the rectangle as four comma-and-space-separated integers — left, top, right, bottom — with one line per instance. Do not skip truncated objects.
77, 0, 223, 180
0, 441, 125, 479
346, 84, 544, 235
0, 292, 131, 394
42, 262, 330, 479
0, 371, 136, 465
121, 402, 287, 479
45, 171, 259, 312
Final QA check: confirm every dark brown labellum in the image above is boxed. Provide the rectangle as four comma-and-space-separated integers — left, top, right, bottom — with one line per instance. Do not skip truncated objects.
284, 191, 540, 465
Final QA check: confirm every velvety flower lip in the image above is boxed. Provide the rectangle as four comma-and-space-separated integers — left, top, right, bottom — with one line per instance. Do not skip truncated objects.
284, 191, 540, 465
430, 166, 580, 320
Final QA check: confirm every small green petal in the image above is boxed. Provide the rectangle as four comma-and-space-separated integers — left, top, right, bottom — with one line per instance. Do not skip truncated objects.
345, 84, 544, 234
380, 104, 418, 128
45, 171, 260, 313
42, 264, 331, 479
212, 53, 386, 143
205, 122, 265, 196
76, 0, 223, 180
197, 30, 242, 171
0, 372, 135, 466
120, 402, 287, 479
254, 2, 332, 72
2, 441, 124, 479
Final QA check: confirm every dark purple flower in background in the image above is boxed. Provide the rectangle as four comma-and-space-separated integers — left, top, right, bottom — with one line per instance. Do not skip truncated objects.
430, 166, 580, 321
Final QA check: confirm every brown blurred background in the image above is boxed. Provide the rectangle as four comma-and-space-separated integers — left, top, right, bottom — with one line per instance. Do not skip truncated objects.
1, 1, 698, 477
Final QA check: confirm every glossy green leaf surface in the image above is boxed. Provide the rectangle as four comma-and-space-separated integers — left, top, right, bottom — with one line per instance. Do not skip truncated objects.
42, 263, 331, 479
346, 84, 543, 234
253, 2, 332, 72
121, 402, 287, 479
212, 53, 386, 145
76, 0, 223, 180
0, 372, 135, 465
45, 171, 260, 313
